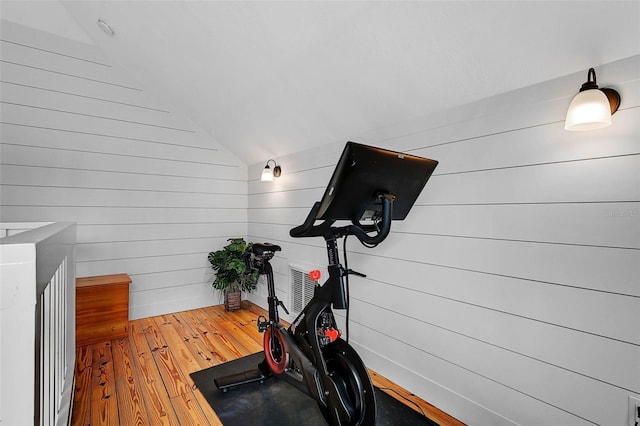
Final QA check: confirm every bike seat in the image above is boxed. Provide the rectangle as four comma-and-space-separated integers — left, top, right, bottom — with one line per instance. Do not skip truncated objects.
252, 242, 282, 255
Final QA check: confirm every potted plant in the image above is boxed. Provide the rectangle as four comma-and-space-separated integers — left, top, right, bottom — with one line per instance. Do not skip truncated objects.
208, 238, 259, 311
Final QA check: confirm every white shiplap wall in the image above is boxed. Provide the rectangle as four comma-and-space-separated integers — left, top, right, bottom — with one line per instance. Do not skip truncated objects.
247, 55, 640, 426
0, 21, 247, 319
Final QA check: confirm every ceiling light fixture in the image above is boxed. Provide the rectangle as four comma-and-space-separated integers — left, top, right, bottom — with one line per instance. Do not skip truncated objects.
97, 19, 115, 36
261, 159, 281, 182
565, 67, 621, 131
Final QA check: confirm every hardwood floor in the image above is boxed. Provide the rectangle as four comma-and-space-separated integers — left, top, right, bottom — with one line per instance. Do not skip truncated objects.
71, 301, 464, 426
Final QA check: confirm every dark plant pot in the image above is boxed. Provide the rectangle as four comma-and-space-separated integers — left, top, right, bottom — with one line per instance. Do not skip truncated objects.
224, 290, 242, 311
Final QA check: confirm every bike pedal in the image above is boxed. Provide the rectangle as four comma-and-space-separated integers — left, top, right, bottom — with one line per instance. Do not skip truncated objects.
257, 315, 270, 332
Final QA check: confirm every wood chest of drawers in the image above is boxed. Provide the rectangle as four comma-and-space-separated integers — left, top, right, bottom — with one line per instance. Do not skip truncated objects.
76, 273, 131, 346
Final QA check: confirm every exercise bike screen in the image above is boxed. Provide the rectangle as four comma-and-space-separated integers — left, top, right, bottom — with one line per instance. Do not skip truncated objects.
316, 142, 438, 222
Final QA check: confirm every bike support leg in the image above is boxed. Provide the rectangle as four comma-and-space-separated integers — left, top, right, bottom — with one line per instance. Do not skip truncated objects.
214, 362, 271, 392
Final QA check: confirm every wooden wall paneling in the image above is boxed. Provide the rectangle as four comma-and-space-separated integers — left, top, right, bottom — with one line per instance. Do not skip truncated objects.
0, 60, 155, 113
248, 206, 309, 226
358, 232, 639, 297
422, 156, 639, 205
0, 121, 236, 169
0, 162, 247, 194
248, 186, 326, 208
0, 81, 164, 126
0, 79, 189, 131
1, 19, 104, 62
77, 222, 246, 244
348, 277, 639, 391
0, 105, 237, 160
129, 282, 219, 319
0, 61, 141, 109
76, 237, 230, 263
355, 343, 517, 426
0, 36, 140, 87
348, 300, 632, 426
395, 203, 639, 249
1, 21, 248, 318
0, 206, 247, 227
2, 185, 246, 209
0, 103, 204, 152
0, 143, 244, 181
348, 251, 640, 347
0, 206, 247, 226
351, 325, 590, 426
0, 78, 156, 138
116, 268, 211, 293
248, 187, 323, 211
77, 252, 207, 277
402, 108, 640, 176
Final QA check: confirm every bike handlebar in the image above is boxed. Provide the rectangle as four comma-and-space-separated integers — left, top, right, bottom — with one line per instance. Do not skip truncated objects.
289, 201, 323, 238
348, 193, 393, 245
289, 194, 395, 246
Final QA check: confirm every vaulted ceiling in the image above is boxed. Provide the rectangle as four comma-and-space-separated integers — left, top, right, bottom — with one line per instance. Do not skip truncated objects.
3, 1, 640, 165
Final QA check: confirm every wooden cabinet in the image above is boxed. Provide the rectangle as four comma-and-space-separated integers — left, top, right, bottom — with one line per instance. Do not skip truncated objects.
76, 273, 131, 346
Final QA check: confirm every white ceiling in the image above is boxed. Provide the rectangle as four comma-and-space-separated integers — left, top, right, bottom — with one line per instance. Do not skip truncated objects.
4, 1, 640, 165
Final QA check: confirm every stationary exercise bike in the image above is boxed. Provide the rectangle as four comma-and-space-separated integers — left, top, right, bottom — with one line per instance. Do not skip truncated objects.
214, 142, 438, 426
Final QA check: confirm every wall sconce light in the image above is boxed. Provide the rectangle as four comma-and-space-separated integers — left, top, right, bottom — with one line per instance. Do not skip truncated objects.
565, 67, 621, 131
261, 159, 281, 182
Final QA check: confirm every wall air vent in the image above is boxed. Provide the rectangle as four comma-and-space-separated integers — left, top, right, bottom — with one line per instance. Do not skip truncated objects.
289, 264, 322, 314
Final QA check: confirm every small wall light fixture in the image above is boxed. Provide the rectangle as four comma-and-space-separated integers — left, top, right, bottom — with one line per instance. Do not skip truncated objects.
565, 67, 621, 131
261, 159, 281, 182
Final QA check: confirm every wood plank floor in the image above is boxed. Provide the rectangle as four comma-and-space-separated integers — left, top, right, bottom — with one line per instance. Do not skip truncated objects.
71, 301, 465, 426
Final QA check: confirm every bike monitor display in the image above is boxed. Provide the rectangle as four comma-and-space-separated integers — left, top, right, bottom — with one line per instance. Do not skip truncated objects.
316, 142, 438, 222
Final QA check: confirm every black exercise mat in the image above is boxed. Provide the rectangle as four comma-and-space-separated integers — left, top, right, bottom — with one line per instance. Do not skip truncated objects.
190, 352, 438, 426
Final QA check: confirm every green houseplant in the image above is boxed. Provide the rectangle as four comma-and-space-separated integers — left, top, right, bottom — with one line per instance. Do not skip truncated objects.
208, 238, 259, 311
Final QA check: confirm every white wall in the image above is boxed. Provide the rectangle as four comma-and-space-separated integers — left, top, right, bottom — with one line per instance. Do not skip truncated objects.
247, 55, 640, 425
0, 21, 248, 319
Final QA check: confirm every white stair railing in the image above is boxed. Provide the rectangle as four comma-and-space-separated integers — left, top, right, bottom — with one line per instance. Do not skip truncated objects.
1, 222, 76, 426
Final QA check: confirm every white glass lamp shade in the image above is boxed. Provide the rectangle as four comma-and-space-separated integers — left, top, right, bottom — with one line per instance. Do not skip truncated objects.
564, 89, 612, 131
261, 166, 274, 181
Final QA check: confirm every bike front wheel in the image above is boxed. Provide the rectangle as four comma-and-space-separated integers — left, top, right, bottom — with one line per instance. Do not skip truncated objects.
318, 338, 376, 426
